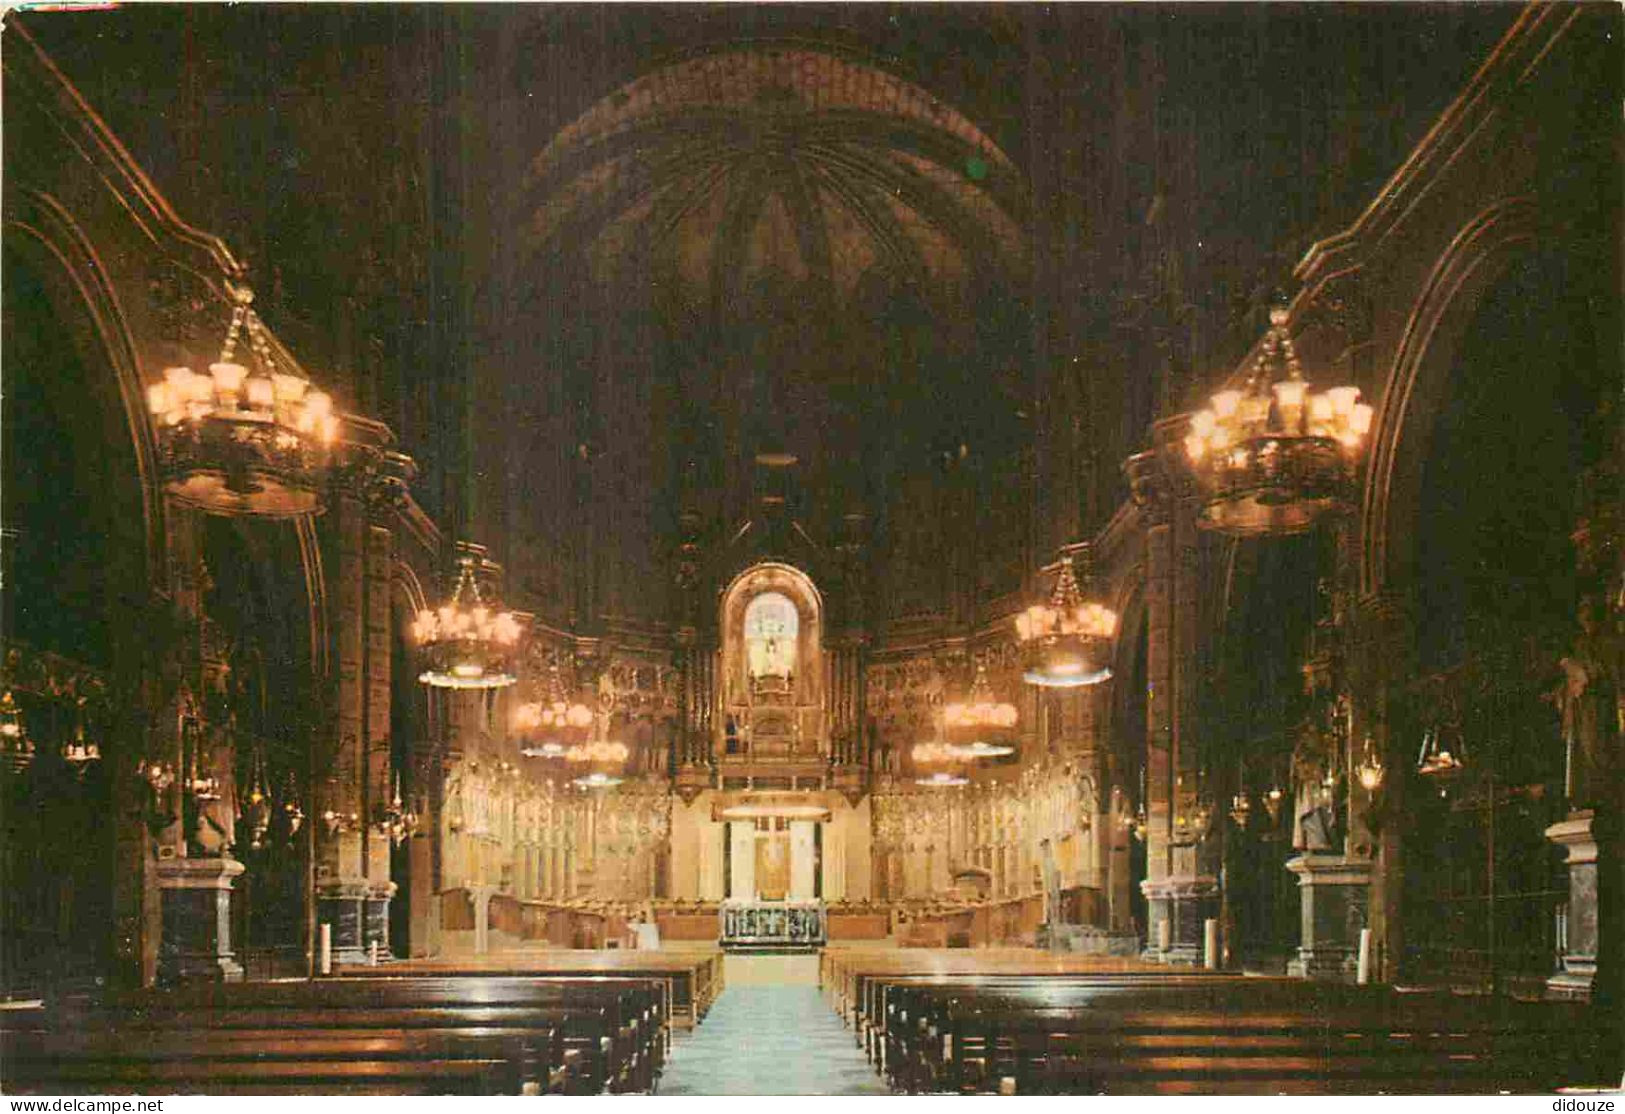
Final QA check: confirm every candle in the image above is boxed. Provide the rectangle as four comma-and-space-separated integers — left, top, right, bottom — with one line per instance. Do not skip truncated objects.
1204, 918, 1219, 970
1157, 918, 1172, 953
1357, 928, 1372, 984
319, 923, 332, 975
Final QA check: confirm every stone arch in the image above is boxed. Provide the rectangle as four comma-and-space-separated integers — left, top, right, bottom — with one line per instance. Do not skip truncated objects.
717, 562, 825, 757
4, 189, 162, 601
1361, 195, 1541, 597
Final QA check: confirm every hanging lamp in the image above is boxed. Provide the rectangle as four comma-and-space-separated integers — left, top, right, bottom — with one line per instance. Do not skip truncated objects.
1015, 554, 1117, 688
414, 551, 522, 689
515, 658, 594, 758
147, 281, 339, 517
941, 660, 1018, 758
1182, 306, 1373, 536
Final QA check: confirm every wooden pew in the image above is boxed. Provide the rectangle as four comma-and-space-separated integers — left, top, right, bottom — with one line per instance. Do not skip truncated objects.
875, 974, 1602, 1094
2, 975, 663, 1095
820, 947, 1152, 1038
361, 948, 725, 1028
3, 1028, 530, 1095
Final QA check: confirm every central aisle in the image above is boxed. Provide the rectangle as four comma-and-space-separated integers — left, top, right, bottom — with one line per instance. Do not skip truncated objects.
659, 956, 892, 1095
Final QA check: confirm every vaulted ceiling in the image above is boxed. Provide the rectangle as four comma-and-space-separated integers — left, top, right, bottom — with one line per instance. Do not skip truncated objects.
23, 3, 1521, 630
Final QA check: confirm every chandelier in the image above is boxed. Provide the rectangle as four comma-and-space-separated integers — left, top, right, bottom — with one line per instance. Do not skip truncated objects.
61, 721, 101, 774
1356, 735, 1386, 791
1417, 724, 1465, 779
1262, 783, 1285, 824
566, 738, 628, 765
414, 554, 522, 689
1182, 307, 1373, 536
1015, 555, 1117, 688
941, 661, 1018, 757
241, 752, 273, 851
0, 690, 32, 773
146, 282, 338, 517
374, 773, 419, 845
1171, 775, 1213, 846
567, 737, 628, 789
515, 660, 593, 758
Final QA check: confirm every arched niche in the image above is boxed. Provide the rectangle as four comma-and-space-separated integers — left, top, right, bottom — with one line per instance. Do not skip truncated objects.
717, 563, 825, 761
1393, 248, 1613, 988
0, 228, 151, 993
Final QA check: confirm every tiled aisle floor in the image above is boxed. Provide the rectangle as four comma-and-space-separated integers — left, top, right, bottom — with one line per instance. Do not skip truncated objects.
659, 983, 892, 1095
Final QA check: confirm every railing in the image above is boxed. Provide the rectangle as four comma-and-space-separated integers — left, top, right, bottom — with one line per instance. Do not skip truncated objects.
719, 900, 826, 949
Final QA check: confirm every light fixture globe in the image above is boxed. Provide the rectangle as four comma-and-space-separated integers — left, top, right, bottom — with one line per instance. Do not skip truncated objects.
515, 660, 594, 758
1183, 307, 1374, 536
147, 283, 339, 517
415, 554, 522, 689
1015, 556, 1117, 688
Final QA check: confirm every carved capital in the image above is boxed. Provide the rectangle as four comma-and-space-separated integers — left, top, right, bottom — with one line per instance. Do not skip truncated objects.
1124, 449, 1175, 524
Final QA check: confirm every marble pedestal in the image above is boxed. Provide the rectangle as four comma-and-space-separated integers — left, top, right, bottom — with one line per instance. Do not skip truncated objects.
1285, 853, 1372, 981
1546, 811, 1597, 1001
316, 879, 371, 967
157, 857, 245, 984
1141, 876, 1220, 965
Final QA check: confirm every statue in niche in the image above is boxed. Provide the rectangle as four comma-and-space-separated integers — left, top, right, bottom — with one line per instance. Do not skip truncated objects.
745, 592, 797, 694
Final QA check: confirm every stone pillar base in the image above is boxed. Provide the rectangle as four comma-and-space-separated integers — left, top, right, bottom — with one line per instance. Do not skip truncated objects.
157, 857, 245, 984
1285, 853, 1373, 982
1546, 811, 1597, 1002
1141, 876, 1219, 965
316, 880, 371, 967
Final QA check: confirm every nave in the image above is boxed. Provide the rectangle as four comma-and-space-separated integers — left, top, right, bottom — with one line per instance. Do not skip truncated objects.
4, 946, 1613, 1095
658, 957, 890, 1096
2, 1, 1620, 1098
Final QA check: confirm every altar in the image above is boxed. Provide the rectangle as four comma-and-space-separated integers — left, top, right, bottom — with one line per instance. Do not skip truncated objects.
719, 900, 827, 952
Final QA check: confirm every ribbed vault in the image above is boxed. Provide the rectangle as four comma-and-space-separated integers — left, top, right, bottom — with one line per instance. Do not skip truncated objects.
523, 46, 1029, 318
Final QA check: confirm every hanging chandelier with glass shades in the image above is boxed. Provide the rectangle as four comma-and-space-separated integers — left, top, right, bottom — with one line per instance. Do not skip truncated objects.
1182, 306, 1374, 536
566, 736, 628, 789
941, 661, 1018, 757
146, 282, 339, 517
514, 659, 594, 758
910, 738, 971, 786
414, 554, 522, 689
1015, 555, 1117, 688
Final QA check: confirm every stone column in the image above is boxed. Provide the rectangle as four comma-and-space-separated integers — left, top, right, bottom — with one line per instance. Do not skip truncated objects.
1128, 452, 1218, 962
362, 488, 398, 957
1139, 473, 1176, 959
315, 481, 369, 966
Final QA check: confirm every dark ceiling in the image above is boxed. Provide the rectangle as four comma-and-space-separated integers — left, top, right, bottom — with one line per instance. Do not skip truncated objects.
19, 2, 1525, 628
